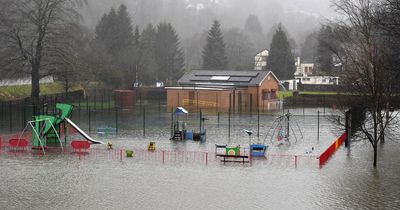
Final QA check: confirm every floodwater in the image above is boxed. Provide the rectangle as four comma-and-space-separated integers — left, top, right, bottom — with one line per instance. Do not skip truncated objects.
1, 108, 400, 210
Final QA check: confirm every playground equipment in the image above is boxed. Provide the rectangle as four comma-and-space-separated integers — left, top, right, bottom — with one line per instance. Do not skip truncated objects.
126, 150, 134, 157
148, 142, 156, 151
263, 112, 303, 146
97, 127, 117, 137
107, 141, 113, 150
170, 107, 206, 141
250, 144, 268, 157
215, 145, 250, 164
244, 129, 268, 157
71, 140, 91, 152
18, 103, 104, 154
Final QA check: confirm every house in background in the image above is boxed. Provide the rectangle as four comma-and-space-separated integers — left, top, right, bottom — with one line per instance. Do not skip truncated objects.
281, 57, 340, 91
295, 57, 315, 76
254, 49, 269, 70
166, 70, 282, 112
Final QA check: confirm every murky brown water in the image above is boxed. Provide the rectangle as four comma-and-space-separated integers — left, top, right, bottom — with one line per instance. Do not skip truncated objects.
1, 108, 400, 209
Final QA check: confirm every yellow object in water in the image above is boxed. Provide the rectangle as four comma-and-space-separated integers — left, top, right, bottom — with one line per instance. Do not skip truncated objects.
148, 142, 156, 151
107, 141, 113, 150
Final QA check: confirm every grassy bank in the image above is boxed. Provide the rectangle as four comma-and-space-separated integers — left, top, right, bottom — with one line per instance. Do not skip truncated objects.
279, 91, 339, 99
0, 82, 83, 101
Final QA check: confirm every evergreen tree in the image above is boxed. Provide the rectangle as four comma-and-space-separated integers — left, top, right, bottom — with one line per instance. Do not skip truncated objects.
316, 25, 337, 75
138, 24, 158, 85
300, 31, 318, 63
94, 4, 135, 87
244, 15, 266, 51
267, 24, 295, 80
154, 22, 185, 85
202, 20, 228, 70
224, 28, 256, 70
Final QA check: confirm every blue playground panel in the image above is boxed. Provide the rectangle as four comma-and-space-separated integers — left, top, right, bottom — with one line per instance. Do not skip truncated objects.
97, 127, 117, 137
250, 144, 268, 157
186, 131, 193, 140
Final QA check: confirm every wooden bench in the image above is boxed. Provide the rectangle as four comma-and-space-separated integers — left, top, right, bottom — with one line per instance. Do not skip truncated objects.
9, 138, 29, 151
216, 154, 250, 164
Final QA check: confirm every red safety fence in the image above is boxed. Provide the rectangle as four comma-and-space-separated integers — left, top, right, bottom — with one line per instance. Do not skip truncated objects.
319, 132, 347, 168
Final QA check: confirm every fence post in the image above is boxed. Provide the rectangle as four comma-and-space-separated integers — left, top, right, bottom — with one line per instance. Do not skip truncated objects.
257, 108, 260, 139
295, 155, 297, 168
88, 110, 91, 134
206, 152, 208, 165
23, 99, 26, 128
158, 92, 161, 112
228, 93, 231, 138
86, 96, 89, 113
162, 150, 165, 163
108, 92, 111, 112
115, 107, 119, 135
9, 101, 12, 133
101, 89, 105, 111
143, 107, 146, 137
317, 111, 320, 144
94, 87, 97, 111
217, 112, 220, 128
250, 94, 253, 114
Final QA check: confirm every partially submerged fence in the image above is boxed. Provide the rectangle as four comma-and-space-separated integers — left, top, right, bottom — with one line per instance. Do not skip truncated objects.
319, 132, 347, 168
0, 142, 320, 168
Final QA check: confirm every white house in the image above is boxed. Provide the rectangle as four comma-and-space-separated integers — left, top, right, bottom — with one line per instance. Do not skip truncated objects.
254, 49, 269, 70
295, 57, 315, 76
281, 57, 340, 90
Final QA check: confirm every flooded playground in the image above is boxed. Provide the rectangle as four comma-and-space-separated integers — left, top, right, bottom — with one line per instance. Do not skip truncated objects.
1, 105, 400, 209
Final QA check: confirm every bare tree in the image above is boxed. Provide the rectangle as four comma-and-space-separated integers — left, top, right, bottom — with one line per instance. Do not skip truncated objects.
0, 0, 85, 108
333, 0, 400, 167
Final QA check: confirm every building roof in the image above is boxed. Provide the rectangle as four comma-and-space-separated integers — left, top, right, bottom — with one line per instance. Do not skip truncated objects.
177, 70, 278, 88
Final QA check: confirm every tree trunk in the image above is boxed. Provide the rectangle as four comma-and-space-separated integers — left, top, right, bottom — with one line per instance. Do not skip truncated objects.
31, 65, 40, 115
373, 144, 378, 168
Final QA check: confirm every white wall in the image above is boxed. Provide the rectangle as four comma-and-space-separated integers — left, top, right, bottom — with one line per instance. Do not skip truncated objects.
0, 76, 54, 87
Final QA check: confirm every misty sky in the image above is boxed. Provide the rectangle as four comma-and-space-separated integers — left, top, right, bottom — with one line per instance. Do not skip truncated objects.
82, 0, 334, 43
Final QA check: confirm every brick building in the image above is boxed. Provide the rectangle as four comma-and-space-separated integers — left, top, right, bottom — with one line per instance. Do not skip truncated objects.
166, 70, 282, 112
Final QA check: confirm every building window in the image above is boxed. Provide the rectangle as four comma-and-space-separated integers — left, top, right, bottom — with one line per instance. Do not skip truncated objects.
262, 90, 277, 100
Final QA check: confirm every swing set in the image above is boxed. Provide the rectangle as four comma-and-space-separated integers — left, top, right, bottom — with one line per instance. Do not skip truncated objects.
263, 112, 303, 146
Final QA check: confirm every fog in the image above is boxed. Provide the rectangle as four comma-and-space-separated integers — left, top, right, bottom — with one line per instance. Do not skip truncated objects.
82, 0, 334, 44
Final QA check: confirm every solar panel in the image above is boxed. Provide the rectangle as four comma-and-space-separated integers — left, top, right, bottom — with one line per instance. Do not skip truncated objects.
229, 77, 252, 82
189, 76, 211, 81
194, 71, 259, 77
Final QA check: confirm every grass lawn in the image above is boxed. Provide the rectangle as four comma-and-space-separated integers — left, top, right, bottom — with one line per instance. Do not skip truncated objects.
278, 90, 340, 99
70, 101, 116, 110
0, 82, 83, 101
299, 91, 338, 95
